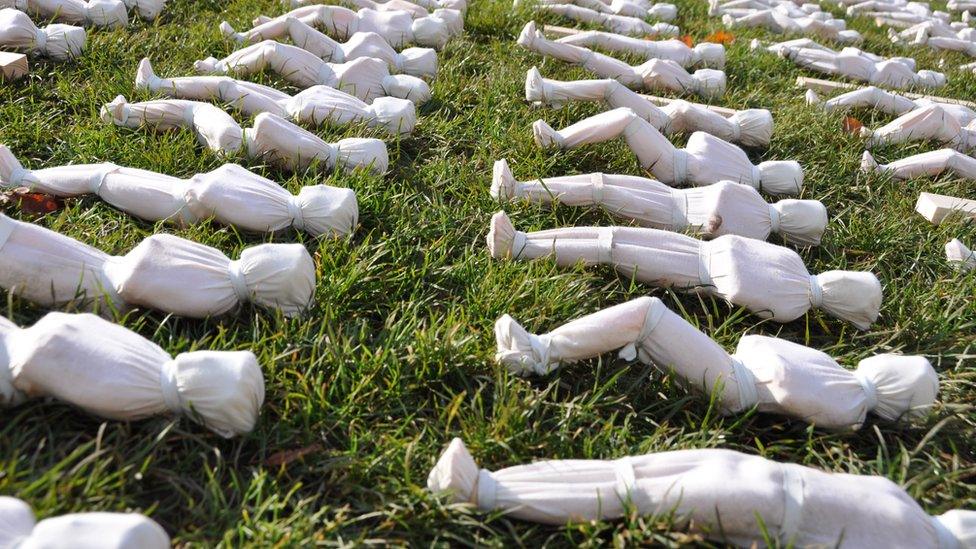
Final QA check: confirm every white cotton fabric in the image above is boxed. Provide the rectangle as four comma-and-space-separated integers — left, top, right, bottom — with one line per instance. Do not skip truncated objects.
523, 0, 677, 20
946, 238, 976, 270
99, 96, 389, 175
194, 40, 431, 104
806, 86, 976, 125
0, 312, 264, 436
428, 438, 975, 548
494, 296, 937, 428
0, 8, 85, 60
531, 107, 801, 195
490, 159, 826, 245
525, 67, 772, 147
860, 149, 976, 180
891, 22, 976, 57
0, 146, 358, 237
220, 16, 438, 78
0, 0, 128, 27
0, 214, 315, 317
136, 58, 417, 135
778, 45, 946, 90
861, 104, 976, 151
487, 211, 881, 328
721, 9, 863, 43
555, 30, 725, 68
517, 22, 724, 99
530, 3, 672, 35
0, 497, 170, 549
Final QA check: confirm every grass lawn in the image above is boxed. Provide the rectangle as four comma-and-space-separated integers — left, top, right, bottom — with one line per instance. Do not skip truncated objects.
1, 0, 975, 544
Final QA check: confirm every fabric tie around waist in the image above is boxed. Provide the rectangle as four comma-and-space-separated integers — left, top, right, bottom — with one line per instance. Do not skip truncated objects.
672, 148, 689, 183
852, 368, 878, 411
287, 195, 306, 231
159, 359, 183, 415
729, 357, 759, 410
619, 298, 667, 362
89, 163, 120, 195
768, 205, 781, 234
808, 275, 823, 308
226, 259, 251, 303
778, 464, 806, 546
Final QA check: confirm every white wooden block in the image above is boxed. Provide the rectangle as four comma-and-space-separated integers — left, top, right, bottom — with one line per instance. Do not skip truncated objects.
0, 52, 27, 81
542, 24, 579, 37
915, 192, 976, 224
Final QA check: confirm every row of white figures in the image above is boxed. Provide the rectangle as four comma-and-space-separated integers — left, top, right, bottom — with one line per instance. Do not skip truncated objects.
517, 21, 727, 99
0, 8, 85, 60
531, 107, 801, 194
712, 0, 863, 43
753, 38, 946, 90
487, 210, 881, 328
100, 96, 390, 175
890, 20, 976, 57
0, 0, 165, 27
0, 214, 315, 318
516, 0, 676, 22
0, 497, 169, 549
428, 439, 976, 547
0, 145, 358, 237
524, 68, 774, 147
0, 311, 264, 437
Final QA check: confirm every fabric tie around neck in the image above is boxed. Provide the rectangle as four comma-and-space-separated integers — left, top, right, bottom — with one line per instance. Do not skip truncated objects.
730, 357, 759, 410
477, 469, 497, 509
287, 195, 306, 231
852, 368, 879, 411
808, 275, 824, 308
33, 29, 47, 50
159, 359, 182, 415
226, 259, 251, 303
768, 204, 781, 234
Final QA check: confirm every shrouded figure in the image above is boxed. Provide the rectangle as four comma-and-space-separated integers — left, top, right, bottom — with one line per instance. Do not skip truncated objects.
520, 0, 677, 20
774, 44, 946, 90
861, 149, 976, 181
517, 22, 726, 99
525, 3, 674, 35
0, 312, 264, 437
136, 58, 417, 135
0, 8, 85, 60
525, 67, 772, 147
552, 29, 724, 68
0, 0, 128, 27
532, 107, 801, 195
721, 8, 863, 43
428, 439, 976, 547
805, 86, 976, 125
495, 296, 936, 430
491, 159, 826, 245
0, 145, 359, 237
858, 104, 976, 151
487, 211, 882, 328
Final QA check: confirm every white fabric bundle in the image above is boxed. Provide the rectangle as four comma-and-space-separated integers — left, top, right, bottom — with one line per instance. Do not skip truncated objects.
100, 96, 390, 175
0, 145, 358, 237
0, 214, 315, 317
0, 312, 265, 437
859, 104, 976, 151
243, 5, 456, 48
0, 0, 127, 27
495, 296, 936, 428
491, 159, 826, 245
137, 59, 417, 135
487, 211, 881, 327
518, 22, 725, 99
554, 30, 725, 68
0, 8, 85, 60
861, 149, 976, 180
525, 68, 772, 147
521, 0, 678, 21
947, 238, 976, 270
532, 108, 801, 195
428, 439, 976, 547
0, 497, 170, 549
531, 3, 673, 35
777, 45, 946, 90
805, 86, 976, 125
721, 10, 863, 43
194, 40, 431, 104
220, 16, 438, 78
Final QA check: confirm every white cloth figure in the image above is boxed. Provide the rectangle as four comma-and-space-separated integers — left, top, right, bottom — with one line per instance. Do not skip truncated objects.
525, 68, 773, 147
890, 23, 976, 57
99, 96, 390, 175
242, 5, 455, 48
490, 159, 826, 245
859, 104, 976, 151
136, 58, 417, 136
369, 0, 466, 14
428, 439, 976, 548
531, 108, 802, 195
220, 16, 438, 78
487, 211, 881, 328
0, 214, 316, 317
530, 3, 671, 35
194, 40, 431, 104
518, 22, 726, 99
0, 8, 85, 60
554, 30, 725, 69
946, 238, 976, 270
861, 149, 976, 180
0, 0, 128, 27
721, 9, 863, 43
520, 0, 677, 20
0, 312, 265, 437
0, 145, 359, 237
777, 46, 946, 90
495, 297, 937, 429
805, 86, 976, 126
0, 497, 170, 549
